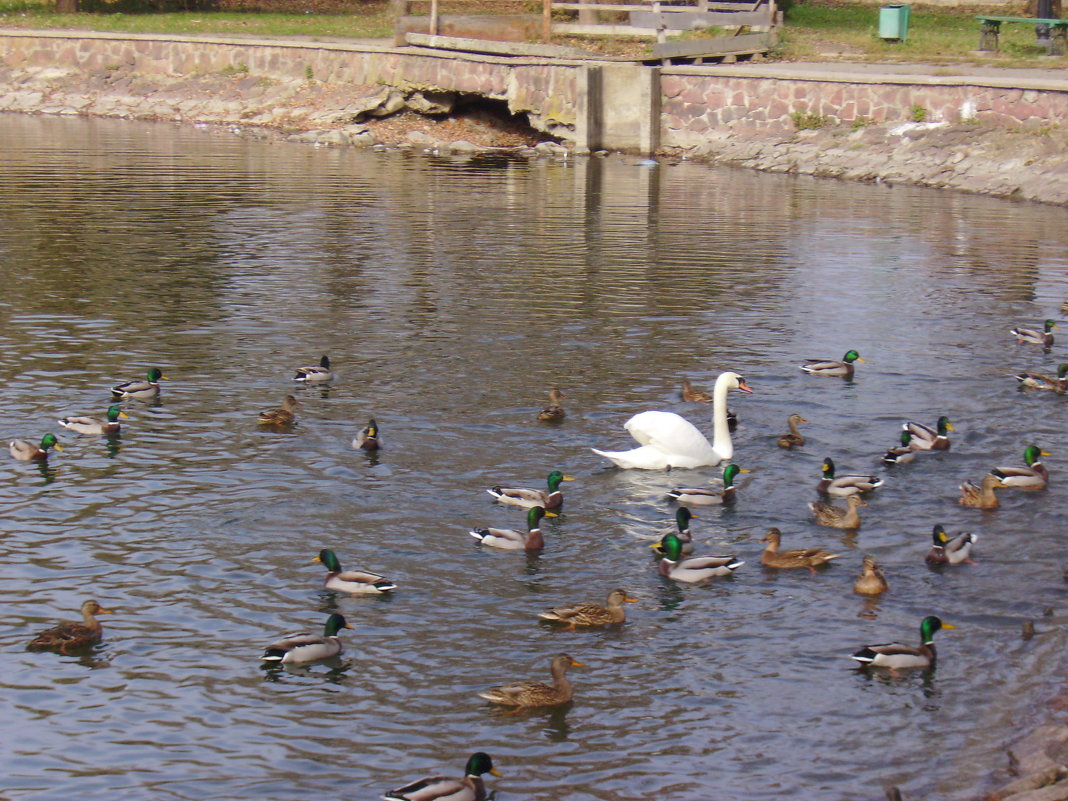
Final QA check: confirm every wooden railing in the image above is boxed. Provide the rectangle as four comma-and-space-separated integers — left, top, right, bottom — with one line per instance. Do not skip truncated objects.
553, 0, 774, 42
395, 0, 774, 41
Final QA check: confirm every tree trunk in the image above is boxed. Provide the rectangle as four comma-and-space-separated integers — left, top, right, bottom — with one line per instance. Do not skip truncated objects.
55, 0, 79, 12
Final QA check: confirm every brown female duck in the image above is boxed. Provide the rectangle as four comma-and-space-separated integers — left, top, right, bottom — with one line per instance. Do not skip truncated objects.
478, 653, 583, 707
853, 555, 889, 596
537, 389, 566, 422
258, 395, 300, 426
759, 527, 840, 573
28, 600, 112, 654
809, 494, 867, 530
777, 414, 808, 449
958, 474, 1003, 509
537, 589, 637, 629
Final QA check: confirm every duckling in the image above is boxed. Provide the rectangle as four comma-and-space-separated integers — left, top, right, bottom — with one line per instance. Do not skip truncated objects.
991, 444, 1050, 490
537, 589, 637, 629
882, 431, 916, 465
656, 532, 744, 582
904, 416, 953, 451
853, 555, 889, 596
959, 474, 1004, 509
9, 433, 62, 461
112, 367, 167, 400
478, 653, 583, 707
487, 470, 574, 511
257, 395, 300, 426
1015, 364, 1068, 393
293, 355, 334, 383
851, 615, 956, 673
537, 389, 566, 422
1011, 319, 1057, 347
469, 506, 556, 551
353, 418, 381, 450
816, 457, 883, 496
759, 527, 840, 573
681, 378, 711, 403
261, 613, 350, 664
314, 549, 396, 594
383, 752, 501, 801
925, 524, 977, 566
58, 405, 128, 435
666, 464, 748, 506
27, 599, 112, 654
800, 349, 863, 378
777, 414, 808, 449
809, 494, 867, 530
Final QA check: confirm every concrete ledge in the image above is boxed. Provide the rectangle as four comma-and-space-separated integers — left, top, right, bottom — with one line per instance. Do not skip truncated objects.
665, 60, 1068, 93
405, 32, 597, 58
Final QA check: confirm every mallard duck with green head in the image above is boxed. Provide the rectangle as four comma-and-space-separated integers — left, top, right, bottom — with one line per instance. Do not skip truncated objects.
809, 495, 866, 530
9, 433, 62, 461
478, 653, 583, 707
383, 752, 501, 801
851, 615, 955, 672
537, 589, 637, 630
1016, 364, 1068, 393
800, 350, 863, 377
759, 527, 840, 573
666, 464, 748, 506
904, 416, 953, 451
261, 613, 350, 664
537, 388, 566, 422
27, 599, 112, 654
314, 549, 396, 594
353, 418, 381, 450
991, 444, 1050, 490
58, 405, 128, 435
816, 457, 883, 496
1011, 319, 1057, 347
655, 533, 744, 582
469, 506, 556, 551
925, 524, 977, 566
487, 470, 574, 511
882, 431, 916, 465
258, 395, 300, 426
651, 507, 696, 556
293, 355, 334, 383
112, 367, 167, 400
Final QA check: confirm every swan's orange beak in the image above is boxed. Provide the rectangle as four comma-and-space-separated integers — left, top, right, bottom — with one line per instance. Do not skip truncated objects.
737, 378, 753, 393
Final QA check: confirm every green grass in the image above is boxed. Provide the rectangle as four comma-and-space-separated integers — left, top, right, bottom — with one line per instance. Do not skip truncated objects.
0, 0, 394, 38
0, 0, 1062, 67
779, 1, 1063, 66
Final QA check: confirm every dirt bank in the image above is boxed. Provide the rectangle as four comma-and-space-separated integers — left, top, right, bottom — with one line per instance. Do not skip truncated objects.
679, 118, 1068, 207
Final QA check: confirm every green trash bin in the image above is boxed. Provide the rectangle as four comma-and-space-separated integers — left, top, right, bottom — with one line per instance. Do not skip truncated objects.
879, 3, 911, 41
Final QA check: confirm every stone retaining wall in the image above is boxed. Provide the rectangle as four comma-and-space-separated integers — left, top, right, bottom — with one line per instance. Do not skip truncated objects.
660, 69, 1068, 147
0, 30, 583, 137
3, 30, 1068, 148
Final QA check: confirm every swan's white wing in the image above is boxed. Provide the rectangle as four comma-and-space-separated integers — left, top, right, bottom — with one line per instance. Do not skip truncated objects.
624, 411, 719, 466
590, 445, 673, 470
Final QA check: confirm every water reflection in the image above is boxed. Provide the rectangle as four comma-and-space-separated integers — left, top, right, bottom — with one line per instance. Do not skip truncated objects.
1, 113, 1068, 801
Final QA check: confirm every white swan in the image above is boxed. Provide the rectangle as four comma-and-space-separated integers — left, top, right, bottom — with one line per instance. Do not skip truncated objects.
591, 371, 752, 470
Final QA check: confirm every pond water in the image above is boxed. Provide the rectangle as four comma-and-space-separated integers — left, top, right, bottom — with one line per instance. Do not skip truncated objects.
2, 112, 1068, 801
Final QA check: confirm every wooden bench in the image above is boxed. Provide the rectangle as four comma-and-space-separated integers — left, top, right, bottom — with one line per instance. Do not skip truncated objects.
977, 15, 1068, 55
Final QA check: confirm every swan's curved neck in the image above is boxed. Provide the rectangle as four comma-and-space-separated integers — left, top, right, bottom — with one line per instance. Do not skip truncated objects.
711, 374, 734, 460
